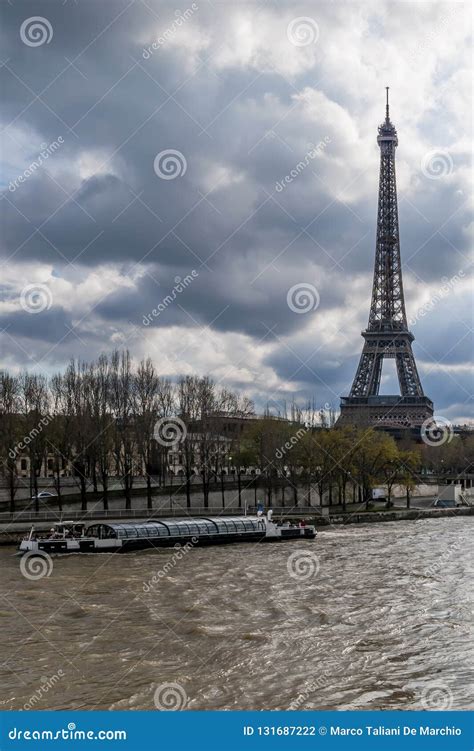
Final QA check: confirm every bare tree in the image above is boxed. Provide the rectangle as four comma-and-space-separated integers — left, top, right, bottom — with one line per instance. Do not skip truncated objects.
64, 360, 92, 511
110, 350, 136, 510
49, 372, 76, 512
177, 376, 201, 508
0, 371, 21, 513
18, 372, 50, 512
87, 355, 115, 510
134, 358, 162, 509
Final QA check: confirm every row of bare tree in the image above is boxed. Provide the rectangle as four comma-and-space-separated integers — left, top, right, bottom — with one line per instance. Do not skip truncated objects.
0, 351, 253, 512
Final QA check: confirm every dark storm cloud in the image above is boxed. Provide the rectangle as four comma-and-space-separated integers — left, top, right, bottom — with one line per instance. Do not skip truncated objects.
0, 307, 74, 344
95, 257, 349, 339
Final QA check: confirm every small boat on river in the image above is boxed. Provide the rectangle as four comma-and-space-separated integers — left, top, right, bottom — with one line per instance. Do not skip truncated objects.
18, 512, 316, 555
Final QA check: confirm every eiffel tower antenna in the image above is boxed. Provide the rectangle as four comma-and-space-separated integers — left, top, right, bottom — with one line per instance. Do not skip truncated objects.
338, 90, 433, 430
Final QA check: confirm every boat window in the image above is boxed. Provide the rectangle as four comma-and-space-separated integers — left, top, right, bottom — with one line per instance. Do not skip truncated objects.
136, 527, 150, 537
146, 522, 169, 536
123, 527, 138, 538
185, 523, 199, 535
147, 525, 162, 537
172, 522, 189, 535
213, 521, 230, 533
243, 520, 257, 531
193, 521, 209, 534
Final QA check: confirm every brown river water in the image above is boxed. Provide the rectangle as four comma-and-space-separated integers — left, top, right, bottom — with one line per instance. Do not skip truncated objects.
0, 518, 472, 711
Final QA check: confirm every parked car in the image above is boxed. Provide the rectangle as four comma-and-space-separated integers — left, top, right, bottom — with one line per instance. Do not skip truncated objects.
432, 498, 458, 508
31, 491, 57, 501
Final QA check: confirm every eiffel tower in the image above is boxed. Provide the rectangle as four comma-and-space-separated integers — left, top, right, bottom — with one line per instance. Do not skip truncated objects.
338, 89, 433, 428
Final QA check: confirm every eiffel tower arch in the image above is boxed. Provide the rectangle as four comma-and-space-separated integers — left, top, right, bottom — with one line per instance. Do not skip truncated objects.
338, 90, 433, 429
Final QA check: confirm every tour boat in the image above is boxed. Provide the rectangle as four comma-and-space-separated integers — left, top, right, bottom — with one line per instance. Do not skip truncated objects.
18, 513, 316, 555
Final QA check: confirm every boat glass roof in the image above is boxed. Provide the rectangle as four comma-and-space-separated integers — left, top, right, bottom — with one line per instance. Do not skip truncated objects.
94, 517, 264, 539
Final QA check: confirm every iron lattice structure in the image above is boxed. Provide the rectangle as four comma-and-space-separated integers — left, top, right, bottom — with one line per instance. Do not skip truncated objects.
339, 90, 433, 428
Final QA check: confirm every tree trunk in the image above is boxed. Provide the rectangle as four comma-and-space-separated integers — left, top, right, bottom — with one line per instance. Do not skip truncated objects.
146, 472, 152, 510
33, 464, 39, 509
56, 472, 62, 513
186, 471, 191, 509
203, 472, 209, 508
237, 470, 242, 508
124, 475, 131, 510
102, 473, 109, 511
9, 472, 15, 514
31, 464, 39, 513
80, 473, 87, 511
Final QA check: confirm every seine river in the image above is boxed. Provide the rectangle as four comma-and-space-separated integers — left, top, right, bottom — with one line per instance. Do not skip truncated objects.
1, 518, 472, 711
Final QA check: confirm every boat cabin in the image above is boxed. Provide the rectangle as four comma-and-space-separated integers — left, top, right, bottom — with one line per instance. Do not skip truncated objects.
85, 516, 266, 541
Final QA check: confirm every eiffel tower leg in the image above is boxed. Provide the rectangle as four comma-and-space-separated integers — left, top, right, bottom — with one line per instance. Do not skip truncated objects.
350, 348, 383, 397
396, 347, 424, 397
368, 352, 383, 395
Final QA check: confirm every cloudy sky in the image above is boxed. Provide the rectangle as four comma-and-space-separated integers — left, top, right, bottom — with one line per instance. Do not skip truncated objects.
0, 0, 472, 421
